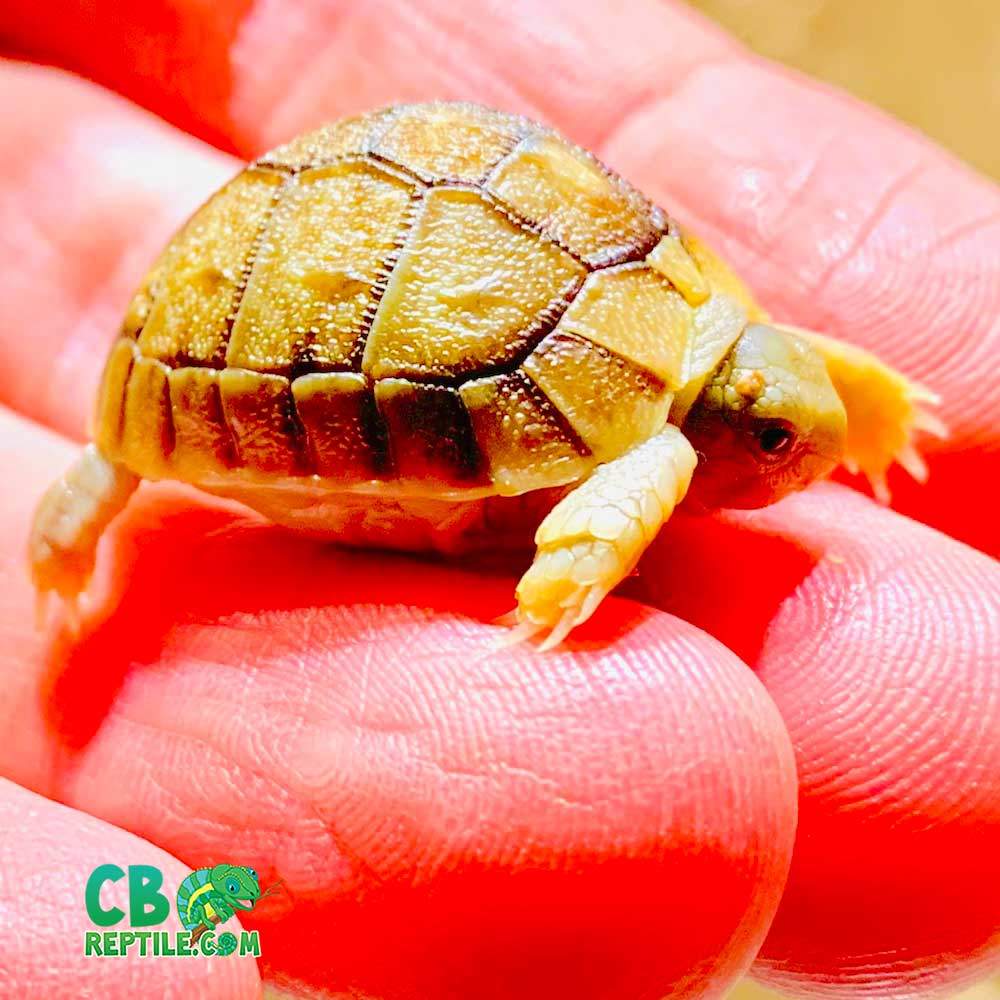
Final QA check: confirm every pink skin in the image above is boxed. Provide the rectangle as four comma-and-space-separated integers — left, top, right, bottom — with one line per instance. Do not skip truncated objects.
0, 779, 260, 998
0, 1, 998, 997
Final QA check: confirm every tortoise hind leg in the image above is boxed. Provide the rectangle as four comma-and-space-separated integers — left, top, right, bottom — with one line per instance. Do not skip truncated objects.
29, 444, 138, 622
513, 425, 697, 650
777, 325, 946, 503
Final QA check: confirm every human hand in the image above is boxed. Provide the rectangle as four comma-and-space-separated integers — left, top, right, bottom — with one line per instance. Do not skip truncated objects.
0, 2, 998, 998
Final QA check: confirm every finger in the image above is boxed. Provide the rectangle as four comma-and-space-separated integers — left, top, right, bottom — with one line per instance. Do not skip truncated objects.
0, 777, 261, 998
3, 0, 997, 549
0, 406, 798, 999
630, 485, 1000, 997
0, 60, 235, 440
0, 0, 730, 153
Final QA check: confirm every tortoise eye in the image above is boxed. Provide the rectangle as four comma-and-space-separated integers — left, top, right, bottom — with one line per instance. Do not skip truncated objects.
755, 424, 795, 455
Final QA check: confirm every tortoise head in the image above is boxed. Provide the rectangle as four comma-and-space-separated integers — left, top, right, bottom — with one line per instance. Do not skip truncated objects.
681, 324, 847, 509
210, 864, 261, 911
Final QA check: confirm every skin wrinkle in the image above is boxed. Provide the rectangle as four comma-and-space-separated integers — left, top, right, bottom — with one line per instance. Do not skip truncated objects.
589, 51, 741, 158
760, 545, 997, 813
802, 160, 932, 305
90, 710, 344, 891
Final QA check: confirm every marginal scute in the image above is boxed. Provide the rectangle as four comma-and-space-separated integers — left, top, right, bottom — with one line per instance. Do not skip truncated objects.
647, 234, 710, 306
460, 371, 592, 495
226, 162, 415, 373
121, 280, 154, 340
121, 356, 173, 476
375, 379, 486, 486
671, 294, 749, 424
292, 372, 381, 479
92, 338, 137, 453
257, 111, 393, 170
135, 168, 286, 366
486, 133, 662, 266
523, 331, 671, 462
557, 266, 690, 389
167, 367, 235, 474
372, 103, 528, 183
362, 186, 585, 380
681, 232, 767, 322
219, 369, 302, 474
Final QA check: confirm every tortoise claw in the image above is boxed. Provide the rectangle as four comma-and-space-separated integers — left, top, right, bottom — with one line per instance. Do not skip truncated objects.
492, 616, 545, 650
913, 406, 948, 440
896, 443, 930, 484
536, 607, 578, 652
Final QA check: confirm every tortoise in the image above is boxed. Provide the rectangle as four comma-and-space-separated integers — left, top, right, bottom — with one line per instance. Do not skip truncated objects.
29, 102, 943, 646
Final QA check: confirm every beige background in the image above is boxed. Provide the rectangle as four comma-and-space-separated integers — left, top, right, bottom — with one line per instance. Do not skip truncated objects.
687, 0, 1000, 180
689, 6, 998, 994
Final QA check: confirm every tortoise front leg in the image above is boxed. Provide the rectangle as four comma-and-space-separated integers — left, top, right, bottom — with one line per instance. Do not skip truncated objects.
28, 444, 138, 619
514, 425, 697, 650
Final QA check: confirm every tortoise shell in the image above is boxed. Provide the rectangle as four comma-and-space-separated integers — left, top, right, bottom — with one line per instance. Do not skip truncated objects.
94, 102, 748, 497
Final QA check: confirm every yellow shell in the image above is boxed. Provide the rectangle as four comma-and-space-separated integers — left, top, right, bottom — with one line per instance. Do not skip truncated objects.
95, 102, 748, 498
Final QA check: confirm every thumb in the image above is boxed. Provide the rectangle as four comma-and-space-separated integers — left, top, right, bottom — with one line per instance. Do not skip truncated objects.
0, 777, 261, 998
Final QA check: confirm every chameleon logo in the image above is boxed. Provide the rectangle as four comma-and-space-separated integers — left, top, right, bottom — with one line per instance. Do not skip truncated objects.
175, 865, 262, 955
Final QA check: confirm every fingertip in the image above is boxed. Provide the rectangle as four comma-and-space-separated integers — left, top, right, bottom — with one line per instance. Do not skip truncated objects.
636, 484, 1000, 995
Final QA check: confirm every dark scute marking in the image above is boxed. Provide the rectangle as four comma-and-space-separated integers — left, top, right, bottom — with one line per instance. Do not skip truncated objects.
173, 370, 239, 469
221, 371, 308, 475
347, 186, 428, 372
281, 383, 311, 475
535, 329, 668, 396
248, 159, 296, 175
218, 173, 298, 369
377, 381, 485, 485
288, 341, 323, 383
170, 350, 226, 371
576, 143, 671, 270
368, 132, 528, 188
208, 377, 239, 469
586, 221, 667, 272
157, 367, 177, 460
484, 127, 671, 272
359, 385, 392, 476
515, 370, 593, 457
291, 373, 389, 478
98, 338, 137, 453
363, 150, 437, 187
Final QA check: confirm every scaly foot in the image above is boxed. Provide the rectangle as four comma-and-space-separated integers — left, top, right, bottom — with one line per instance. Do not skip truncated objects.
512, 426, 697, 649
